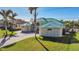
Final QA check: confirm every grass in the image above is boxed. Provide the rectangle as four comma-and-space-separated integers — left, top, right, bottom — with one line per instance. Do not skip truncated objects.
0, 33, 79, 51
0, 37, 46, 51
0, 29, 16, 38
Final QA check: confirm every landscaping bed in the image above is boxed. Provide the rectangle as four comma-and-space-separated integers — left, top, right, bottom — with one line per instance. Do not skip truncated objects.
0, 29, 16, 38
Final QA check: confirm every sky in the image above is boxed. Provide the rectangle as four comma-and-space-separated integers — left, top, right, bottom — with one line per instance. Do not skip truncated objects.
0, 7, 79, 21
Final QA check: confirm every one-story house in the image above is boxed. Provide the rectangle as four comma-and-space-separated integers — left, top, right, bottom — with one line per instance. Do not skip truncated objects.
39, 18, 64, 37
21, 19, 39, 33
21, 18, 64, 37
9, 19, 26, 30
21, 22, 32, 33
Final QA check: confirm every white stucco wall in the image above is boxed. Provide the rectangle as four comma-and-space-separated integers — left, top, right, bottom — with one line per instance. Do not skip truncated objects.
21, 26, 31, 32
39, 27, 63, 37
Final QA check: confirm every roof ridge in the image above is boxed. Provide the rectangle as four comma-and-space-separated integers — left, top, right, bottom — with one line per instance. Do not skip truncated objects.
39, 17, 63, 23
46, 18, 63, 24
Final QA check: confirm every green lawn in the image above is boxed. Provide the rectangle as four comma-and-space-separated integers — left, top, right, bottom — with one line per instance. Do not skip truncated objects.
0, 32, 79, 51
0, 37, 46, 51
0, 29, 16, 38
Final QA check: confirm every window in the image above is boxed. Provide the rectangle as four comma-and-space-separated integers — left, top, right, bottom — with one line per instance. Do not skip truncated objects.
48, 28, 52, 31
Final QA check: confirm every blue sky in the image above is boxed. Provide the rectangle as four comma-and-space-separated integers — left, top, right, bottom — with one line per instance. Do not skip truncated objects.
0, 7, 79, 20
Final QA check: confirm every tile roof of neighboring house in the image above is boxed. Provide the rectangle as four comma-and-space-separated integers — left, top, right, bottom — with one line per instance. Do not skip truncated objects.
15, 19, 26, 24
38, 18, 64, 28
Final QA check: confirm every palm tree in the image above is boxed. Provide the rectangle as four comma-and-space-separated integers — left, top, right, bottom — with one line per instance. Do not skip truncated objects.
0, 9, 13, 36
9, 12, 17, 35
28, 7, 49, 51
8, 12, 17, 31
28, 7, 38, 38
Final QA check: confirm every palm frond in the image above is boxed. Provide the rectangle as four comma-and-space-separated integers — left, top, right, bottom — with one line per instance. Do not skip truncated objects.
8, 11, 17, 21
12, 13, 17, 17
0, 9, 6, 16
1, 9, 5, 14
29, 7, 34, 14
6, 10, 12, 16
8, 16, 16, 20
0, 11, 4, 16
28, 7, 38, 14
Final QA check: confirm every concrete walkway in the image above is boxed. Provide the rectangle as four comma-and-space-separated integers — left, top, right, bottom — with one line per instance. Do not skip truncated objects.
0, 31, 39, 48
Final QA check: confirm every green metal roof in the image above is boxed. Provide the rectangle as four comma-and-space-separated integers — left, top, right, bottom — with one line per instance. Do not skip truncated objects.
21, 22, 31, 26
41, 22, 64, 28
38, 18, 63, 25
39, 18, 64, 28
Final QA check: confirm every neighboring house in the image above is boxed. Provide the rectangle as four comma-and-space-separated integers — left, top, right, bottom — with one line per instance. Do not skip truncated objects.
21, 18, 64, 37
0, 18, 27, 30
74, 28, 79, 32
9, 19, 26, 30
21, 19, 40, 33
21, 22, 32, 32
39, 18, 64, 37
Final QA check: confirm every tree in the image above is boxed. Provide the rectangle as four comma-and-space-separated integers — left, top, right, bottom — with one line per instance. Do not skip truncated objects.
0, 10, 13, 36
28, 7, 38, 38
28, 8, 49, 51
8, 12, 17, 32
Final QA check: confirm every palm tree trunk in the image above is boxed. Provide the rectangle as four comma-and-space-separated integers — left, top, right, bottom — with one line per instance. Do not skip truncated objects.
4, 17, 8, 36
34, 8, 37, 39
5, 25, 8, 35
35, 24, 37, 39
